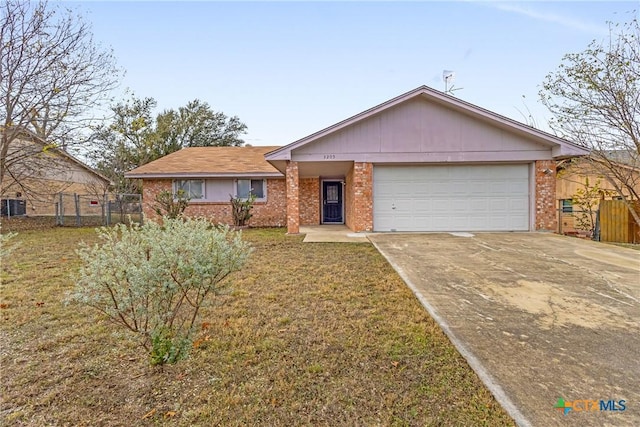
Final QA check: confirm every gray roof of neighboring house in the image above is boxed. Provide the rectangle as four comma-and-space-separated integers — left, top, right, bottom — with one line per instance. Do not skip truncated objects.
602, 150, 637, 166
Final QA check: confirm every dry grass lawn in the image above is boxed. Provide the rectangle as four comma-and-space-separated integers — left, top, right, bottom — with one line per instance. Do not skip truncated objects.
0, 224, 514, 426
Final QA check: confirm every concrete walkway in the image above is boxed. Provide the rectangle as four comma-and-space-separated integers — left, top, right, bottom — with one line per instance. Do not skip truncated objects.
369, 233, 640, 427
300, 225, 370, 243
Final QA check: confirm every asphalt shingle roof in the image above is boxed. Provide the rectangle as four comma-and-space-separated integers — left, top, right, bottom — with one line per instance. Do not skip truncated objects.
126, 146, 283, 177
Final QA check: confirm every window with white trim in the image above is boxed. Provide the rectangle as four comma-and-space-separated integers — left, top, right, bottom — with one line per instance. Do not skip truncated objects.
236, 179, 265, 200
173, 179, 204, 199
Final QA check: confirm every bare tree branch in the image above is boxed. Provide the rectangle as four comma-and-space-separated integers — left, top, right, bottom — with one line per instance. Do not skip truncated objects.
1, 0, 121, 189
540, 13, 640, 227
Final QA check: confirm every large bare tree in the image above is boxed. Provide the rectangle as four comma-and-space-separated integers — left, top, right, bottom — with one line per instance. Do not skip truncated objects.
540, 14, 640, 227
0, 0, 120, 194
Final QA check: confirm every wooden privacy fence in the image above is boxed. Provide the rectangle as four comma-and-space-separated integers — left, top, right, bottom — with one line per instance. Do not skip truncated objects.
599, 200, 640, 244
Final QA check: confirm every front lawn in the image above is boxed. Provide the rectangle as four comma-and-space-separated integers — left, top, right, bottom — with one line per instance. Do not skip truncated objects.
0, 227, 514, 426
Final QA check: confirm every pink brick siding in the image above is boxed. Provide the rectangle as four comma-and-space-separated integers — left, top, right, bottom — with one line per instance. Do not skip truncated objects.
345, 167, 354, 230
286, 161, 300, 233
344, 162, 373, 232
141, 178, 286, 227
299, 178, 320, 226
141, 179, 170, 222
142, 160, 557, 233
535, 160, 557, 231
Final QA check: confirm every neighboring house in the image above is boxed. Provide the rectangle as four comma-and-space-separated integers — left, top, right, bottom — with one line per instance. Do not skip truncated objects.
1, 128, 112, 216
128, 85, 589, 232
125, 146, 287, 226
556, 156, 640, 234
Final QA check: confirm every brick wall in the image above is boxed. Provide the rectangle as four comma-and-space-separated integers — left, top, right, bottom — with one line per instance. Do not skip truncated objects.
141, 179, 170, 222
141, 178, 286, 227
286, 161, 300, 233
347, 162, 373, 232
345, 167, 354, 230
256, 179, 287, 226
299, 177, 320, 225
535, 160, 557, 231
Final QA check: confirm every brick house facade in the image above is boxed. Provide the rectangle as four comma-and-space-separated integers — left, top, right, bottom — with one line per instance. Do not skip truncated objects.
140, 178, 286, 227
264, 86, 587, 234
127, 86, 587, 233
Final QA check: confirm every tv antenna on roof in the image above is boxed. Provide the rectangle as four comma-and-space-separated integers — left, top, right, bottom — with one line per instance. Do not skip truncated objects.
442, 70, 462, 95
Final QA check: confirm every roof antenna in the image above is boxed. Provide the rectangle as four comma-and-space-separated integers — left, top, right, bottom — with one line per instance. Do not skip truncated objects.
443, 70, 462, 95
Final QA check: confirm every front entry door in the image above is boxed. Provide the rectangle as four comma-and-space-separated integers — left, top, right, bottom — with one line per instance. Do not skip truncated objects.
322, 181, 343, 224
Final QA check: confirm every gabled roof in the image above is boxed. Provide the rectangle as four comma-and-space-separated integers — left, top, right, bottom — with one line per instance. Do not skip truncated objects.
265, 85, 590, 161
2, 127, 112, 185
125, 146, 283, 179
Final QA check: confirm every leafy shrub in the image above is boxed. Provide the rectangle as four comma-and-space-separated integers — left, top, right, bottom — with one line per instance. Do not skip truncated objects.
154, 189, 190, 219
230, 194, 256, 227
70, 217, 252, 365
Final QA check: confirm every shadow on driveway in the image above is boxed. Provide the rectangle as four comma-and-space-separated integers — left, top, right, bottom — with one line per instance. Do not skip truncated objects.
369, 233, 639, 427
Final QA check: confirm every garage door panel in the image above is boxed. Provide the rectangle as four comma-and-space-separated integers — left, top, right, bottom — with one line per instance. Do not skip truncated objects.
373, 165, 530, 232
469, 199, 489, 211
413, 199, 434, 211
451, 199, 468, 212
509, 198, 529, 210
507, 180, 529, 193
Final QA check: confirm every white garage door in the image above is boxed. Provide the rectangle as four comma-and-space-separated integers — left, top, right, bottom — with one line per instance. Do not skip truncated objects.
373, 164, 530, 232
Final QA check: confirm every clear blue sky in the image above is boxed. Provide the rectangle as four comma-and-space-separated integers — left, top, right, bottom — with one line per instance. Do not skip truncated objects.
71, 1, 638, 146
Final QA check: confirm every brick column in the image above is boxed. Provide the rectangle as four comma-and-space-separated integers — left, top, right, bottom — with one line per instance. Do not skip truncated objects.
142, 179, 172, 222
286, 161, 300, 234
535, 160, 557, 231
353, 162, 373, 232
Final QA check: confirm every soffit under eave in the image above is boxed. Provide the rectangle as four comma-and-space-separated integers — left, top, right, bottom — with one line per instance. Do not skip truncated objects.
264, 160, 288, 175
551, 144, 590, 159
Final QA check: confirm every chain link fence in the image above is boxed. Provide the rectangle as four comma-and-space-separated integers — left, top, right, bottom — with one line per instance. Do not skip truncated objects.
54, 193, 142, 227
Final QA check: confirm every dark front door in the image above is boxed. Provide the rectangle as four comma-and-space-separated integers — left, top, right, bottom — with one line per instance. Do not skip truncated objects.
322, 181, 343, 223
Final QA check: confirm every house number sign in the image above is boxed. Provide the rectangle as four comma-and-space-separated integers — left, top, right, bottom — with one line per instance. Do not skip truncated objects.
323, 154, 336, 159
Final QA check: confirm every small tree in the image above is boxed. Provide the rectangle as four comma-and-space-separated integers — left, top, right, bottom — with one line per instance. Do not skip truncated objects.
571, 178, 611, 236
71, 218, 252, 365
154, 189, 190, 219
540, 13, 640, 228
230, 194, 256, 227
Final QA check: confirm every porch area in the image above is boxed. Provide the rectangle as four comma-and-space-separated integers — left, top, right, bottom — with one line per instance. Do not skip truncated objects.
300, 225, 370, 243
285, 160, 373, 234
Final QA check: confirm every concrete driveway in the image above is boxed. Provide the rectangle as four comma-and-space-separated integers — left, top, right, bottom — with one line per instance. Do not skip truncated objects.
369, 233, 639, 427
